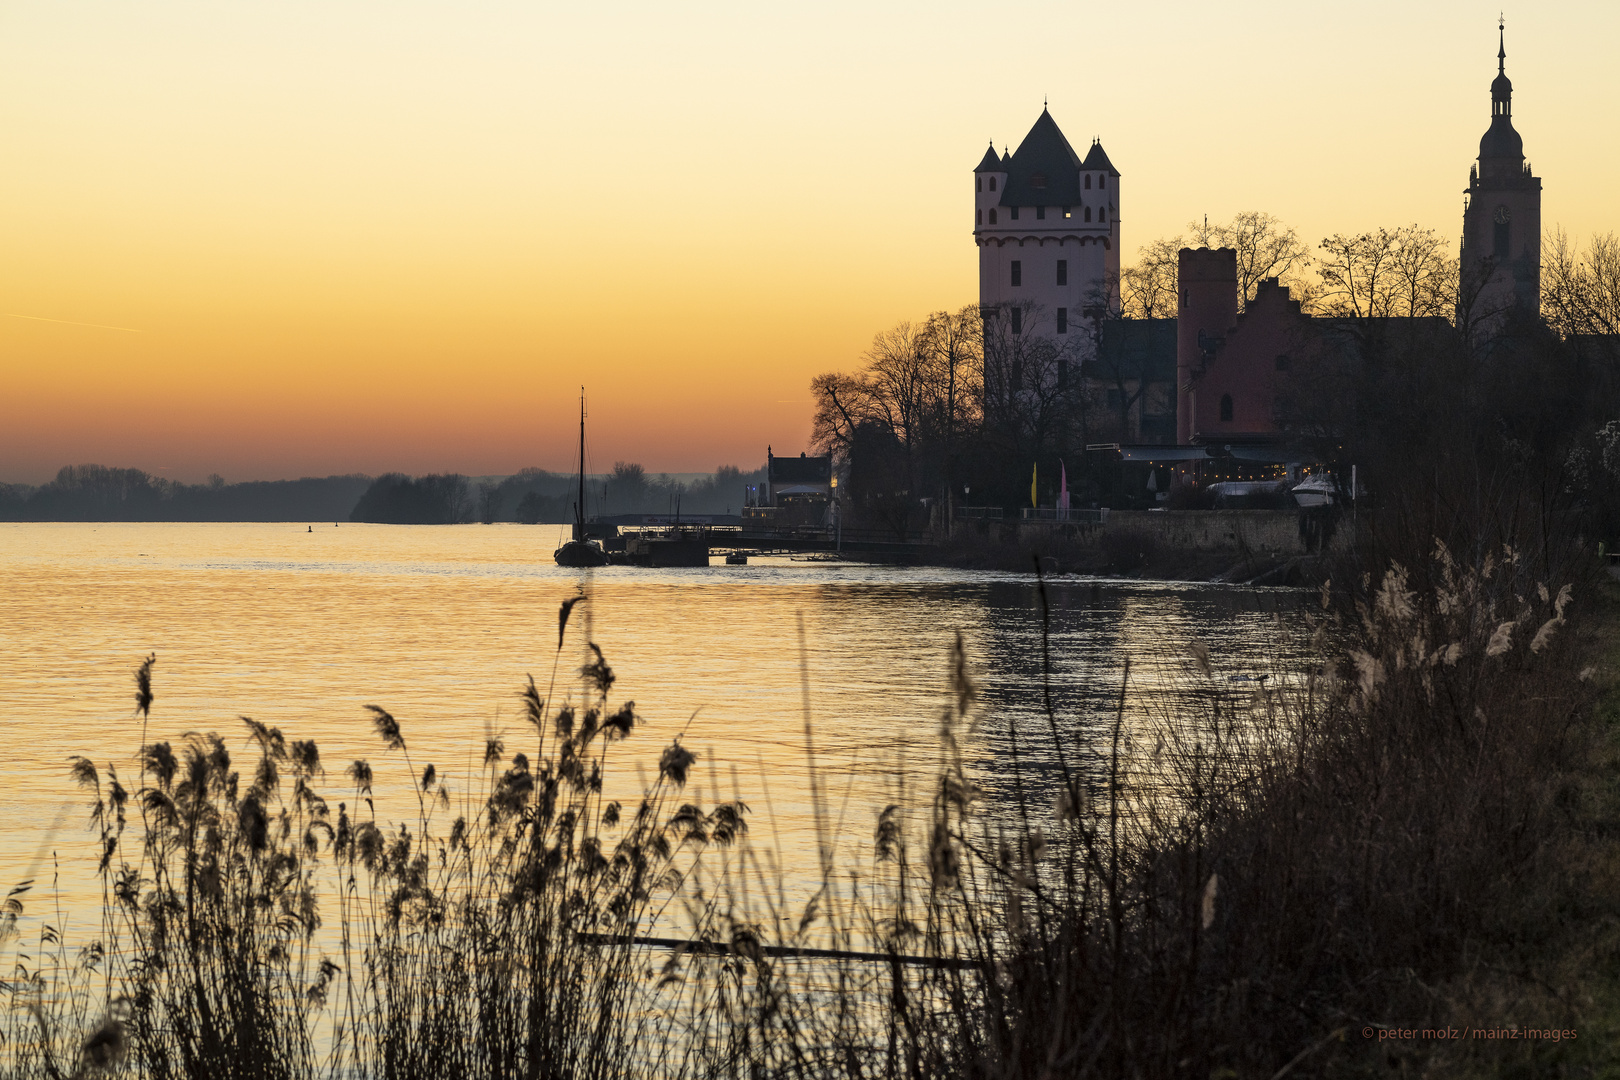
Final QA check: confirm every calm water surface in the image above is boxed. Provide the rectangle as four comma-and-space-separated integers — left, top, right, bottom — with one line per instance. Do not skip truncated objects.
0, 522, 1308, 925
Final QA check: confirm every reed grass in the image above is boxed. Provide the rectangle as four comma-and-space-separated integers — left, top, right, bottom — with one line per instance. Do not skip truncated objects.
1, 543, 1612, 1078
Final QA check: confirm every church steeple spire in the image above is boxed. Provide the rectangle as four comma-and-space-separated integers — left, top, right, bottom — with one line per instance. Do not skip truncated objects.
1490, 17, 1513, 120
1461, 15, 1541, 320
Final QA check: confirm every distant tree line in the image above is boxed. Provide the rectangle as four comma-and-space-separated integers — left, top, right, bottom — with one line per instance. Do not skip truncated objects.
0, 462, 769, 525
0, 466, 372, 522
349, 464, 768, 525
596, 462, 765, 518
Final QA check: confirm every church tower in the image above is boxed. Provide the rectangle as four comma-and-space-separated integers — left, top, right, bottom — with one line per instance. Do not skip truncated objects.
1460, 21, 1541, 317
974, 109, 1120, 344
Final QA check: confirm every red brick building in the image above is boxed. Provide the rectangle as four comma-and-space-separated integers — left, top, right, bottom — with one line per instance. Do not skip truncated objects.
1175, 247, 1315, 446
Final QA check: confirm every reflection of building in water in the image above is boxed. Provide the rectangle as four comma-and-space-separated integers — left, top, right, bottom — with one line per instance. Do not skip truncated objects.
744, 446, 833, 527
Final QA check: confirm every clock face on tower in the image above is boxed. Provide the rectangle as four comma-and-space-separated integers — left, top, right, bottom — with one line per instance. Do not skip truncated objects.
1494, 205, 1513, 225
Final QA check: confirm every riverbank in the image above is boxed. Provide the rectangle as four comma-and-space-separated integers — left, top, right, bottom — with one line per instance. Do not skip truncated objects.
932, 508, 1340, 585
3, 525, 1613, 1076
1354, 572, 1620, 1075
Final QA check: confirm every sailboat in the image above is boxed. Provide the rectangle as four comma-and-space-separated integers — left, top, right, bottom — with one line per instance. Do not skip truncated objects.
554, 389, 610, 568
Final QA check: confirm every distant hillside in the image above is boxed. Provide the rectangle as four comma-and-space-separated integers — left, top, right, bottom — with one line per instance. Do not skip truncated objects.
0, 466, 373, 522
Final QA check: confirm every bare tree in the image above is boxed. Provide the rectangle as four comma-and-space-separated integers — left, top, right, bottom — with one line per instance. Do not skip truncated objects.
1119, 235, 1184, 319
980, 299, 1086, 468
810, 307, 985, 467
1318, 226, 1457, 321
1544, 229, 1620, 343
1188, 211, 1313, 311
916, 305, 984, 448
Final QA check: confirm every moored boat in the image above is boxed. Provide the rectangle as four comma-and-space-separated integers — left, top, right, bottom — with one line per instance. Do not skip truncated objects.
554, 389, 609, 568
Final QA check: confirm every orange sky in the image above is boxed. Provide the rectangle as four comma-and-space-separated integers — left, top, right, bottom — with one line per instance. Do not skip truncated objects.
3, 1, 1616, 483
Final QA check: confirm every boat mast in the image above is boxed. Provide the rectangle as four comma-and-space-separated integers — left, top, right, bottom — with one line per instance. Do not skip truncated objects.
575, 388, 586, 543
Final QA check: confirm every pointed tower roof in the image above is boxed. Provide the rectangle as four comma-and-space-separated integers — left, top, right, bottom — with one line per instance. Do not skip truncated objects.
1081, 138, 1119, 176
973, 142, 1004, 172
1479, 19, 1523, 164
998, 108, 1083, 207
1491, 19, 1512, 97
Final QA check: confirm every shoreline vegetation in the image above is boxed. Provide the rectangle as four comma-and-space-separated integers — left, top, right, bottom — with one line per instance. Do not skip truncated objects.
5, 546, 1618, 1077
0, 464, 768, 526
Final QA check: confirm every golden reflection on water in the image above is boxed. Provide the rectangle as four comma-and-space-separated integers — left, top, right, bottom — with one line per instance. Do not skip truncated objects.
0, 522, 1308, 922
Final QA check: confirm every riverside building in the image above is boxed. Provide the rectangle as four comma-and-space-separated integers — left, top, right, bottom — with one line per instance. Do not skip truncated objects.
973, 109, 1121, 345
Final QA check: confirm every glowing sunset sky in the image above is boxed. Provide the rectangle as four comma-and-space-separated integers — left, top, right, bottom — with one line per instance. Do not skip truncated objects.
2, 1, 1615, 483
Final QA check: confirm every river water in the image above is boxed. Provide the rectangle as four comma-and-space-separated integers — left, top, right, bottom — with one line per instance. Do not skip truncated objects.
0, 522, 1310, 931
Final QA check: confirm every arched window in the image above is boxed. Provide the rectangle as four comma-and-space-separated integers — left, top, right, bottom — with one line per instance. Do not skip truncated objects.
1099, 174, 1106, 189
989, 209, 997, 225
1219, 394, 1234, 422
989, 177, 997, 191
1084, 174, 1092, 190
1084, 207, 1092, 222
976, 177, 982, 193
1099, 207, 1107, 223
976, 209, 982, 225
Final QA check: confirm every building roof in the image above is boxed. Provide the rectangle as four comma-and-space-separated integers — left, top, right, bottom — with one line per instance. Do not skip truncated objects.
1080, 139, 1119, 175
1097, 318, 1177, 382
1479, 118, 1523, 162
973, 143, 1003, 172
768, 454, 832, 483
998, 108, 1083, 208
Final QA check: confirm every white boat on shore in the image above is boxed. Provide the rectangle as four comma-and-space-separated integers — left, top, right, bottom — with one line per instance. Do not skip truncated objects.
1291, 475, 1338, 508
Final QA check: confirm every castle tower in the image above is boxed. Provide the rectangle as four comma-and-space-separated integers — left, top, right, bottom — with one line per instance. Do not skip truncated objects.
974, 110, 1120, 345
1175, 248, 1238, 445
1460, 21, 1541, 318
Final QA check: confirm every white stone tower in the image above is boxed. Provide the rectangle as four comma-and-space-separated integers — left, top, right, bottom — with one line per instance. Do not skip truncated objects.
1460, 21, 1541, 318
974, 109, 1120, 344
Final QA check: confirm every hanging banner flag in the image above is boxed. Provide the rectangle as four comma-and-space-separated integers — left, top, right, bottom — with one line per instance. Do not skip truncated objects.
1030, 462, 1038, 508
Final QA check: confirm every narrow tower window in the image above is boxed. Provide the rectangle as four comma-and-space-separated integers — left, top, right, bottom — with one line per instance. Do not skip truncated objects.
976, 210, 982, 225
1099, 207, 1107, 223
1036, 205, 1046, 220
989, 177, 996, 191
989, 209, 997, 224
1056, 260, 1067, 286
1057, 307, 1068, 334
1219, 394, 1233, 422
1010, 206, 1020, 220
1011, 261, 1022, 286
1085, 174, 1092, 189
976, 177, 982, 192
1099, 174, 1106, 189
1084, 207, 1092, 222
